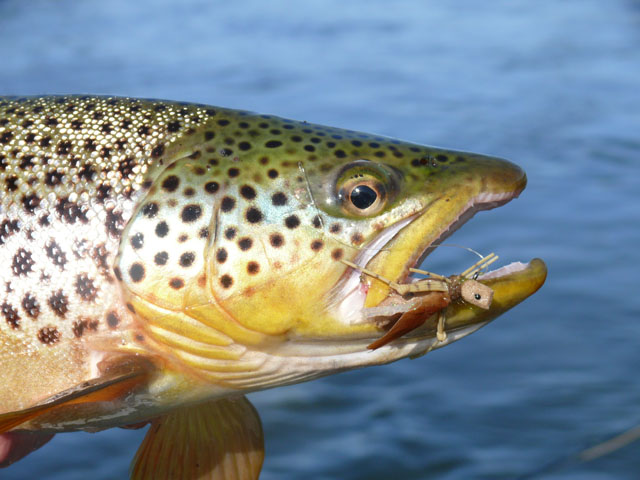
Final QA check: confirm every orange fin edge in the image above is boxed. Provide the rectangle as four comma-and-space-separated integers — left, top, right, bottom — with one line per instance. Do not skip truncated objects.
131, 395, 264, 480
0, 357, 152, 433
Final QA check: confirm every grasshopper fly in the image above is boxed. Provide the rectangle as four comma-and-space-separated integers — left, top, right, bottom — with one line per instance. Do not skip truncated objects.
341, 253, 498, 349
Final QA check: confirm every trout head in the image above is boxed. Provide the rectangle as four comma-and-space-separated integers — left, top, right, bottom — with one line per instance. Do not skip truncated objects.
116, 111, 546, 394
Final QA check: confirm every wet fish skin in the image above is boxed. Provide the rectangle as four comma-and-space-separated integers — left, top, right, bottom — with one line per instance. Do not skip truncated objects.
0, 95, 544, 478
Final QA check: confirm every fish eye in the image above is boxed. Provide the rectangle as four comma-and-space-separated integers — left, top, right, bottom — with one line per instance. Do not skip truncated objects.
350, 184, 378, 210
474, 293, 481, 300
341, 178, 385, 216
322, 160, 401, 218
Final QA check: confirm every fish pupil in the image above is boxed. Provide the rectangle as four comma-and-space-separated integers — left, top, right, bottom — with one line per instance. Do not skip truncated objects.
350, 185, 377, 210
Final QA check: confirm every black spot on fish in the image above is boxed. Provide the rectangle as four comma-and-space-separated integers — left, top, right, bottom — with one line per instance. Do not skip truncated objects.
106, 311, 120, 328
181, 204, 202, 223
21, 194, 41, 214
55, 197, 89, 224
216, 248, 228, 264
238, 237, 253, 251
0, 131, 14, 144
162, 175, 180, 192
154, 251, 168, 266
75, 274, 98, 302
5, 176, 18, 192
0, 219, 20, 245
46, 240, 67, 268
247, 261, 260, 275
12, 249, 34, 276
19, 155, 36, 169
78, 164, 96, 181
240, 185, 257, 200
73, 319, 97, 338
1, 302, 20, 329
141, 203, 159, 218
224, 227, 237, 240
22, 293, 40, 319
179, 252, 195, 268
56, 140, 73, 155
155, 221, 169, 238
269, 233, 284, 248
131, 233, 144, 250
151, 144, 165, 158
38, 326, 60, 344
48, 290, 69, 317
220, 274, 233, 289
129, 263, 145, 283
271, 192, 287, 206
96, 184, 112, 203
245, 207, 263, 224
105, 207, 125, 238
285, 215, 300, 229
221, 196, 236, 213
205, 181, 219, 194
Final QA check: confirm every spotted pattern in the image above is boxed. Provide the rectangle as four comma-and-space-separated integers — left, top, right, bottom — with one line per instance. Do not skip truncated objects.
0, 94, 466, 399
0, 96, 216, 359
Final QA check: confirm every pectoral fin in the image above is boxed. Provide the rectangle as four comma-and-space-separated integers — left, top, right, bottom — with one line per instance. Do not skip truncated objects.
0, 357, 152, 433
131, 395, 264, 480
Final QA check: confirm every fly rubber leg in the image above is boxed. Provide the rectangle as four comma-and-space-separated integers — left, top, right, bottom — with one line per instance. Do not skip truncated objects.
436, 310, 447, 342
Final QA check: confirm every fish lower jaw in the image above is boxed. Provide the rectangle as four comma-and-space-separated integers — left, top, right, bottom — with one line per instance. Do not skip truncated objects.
253, 322, 488, 377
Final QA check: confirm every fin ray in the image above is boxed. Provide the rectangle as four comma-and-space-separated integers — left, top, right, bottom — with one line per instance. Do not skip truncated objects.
131, 395, 264, 480
0, 357, 152, 433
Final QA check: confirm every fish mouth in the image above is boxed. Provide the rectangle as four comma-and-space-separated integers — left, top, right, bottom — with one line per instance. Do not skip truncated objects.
334, 171, 547, 353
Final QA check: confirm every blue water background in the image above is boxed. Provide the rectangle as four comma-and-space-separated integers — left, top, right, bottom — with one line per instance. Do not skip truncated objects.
1, 1, 639, 478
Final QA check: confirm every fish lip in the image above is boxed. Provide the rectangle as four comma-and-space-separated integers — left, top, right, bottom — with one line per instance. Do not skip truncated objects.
336, 187, 525, 328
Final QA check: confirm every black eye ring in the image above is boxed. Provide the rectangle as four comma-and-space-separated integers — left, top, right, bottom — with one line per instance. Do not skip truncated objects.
350, 185, 378, 210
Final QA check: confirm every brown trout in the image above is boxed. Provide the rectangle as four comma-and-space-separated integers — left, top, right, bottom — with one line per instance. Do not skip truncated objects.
0, 96, 546, 479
